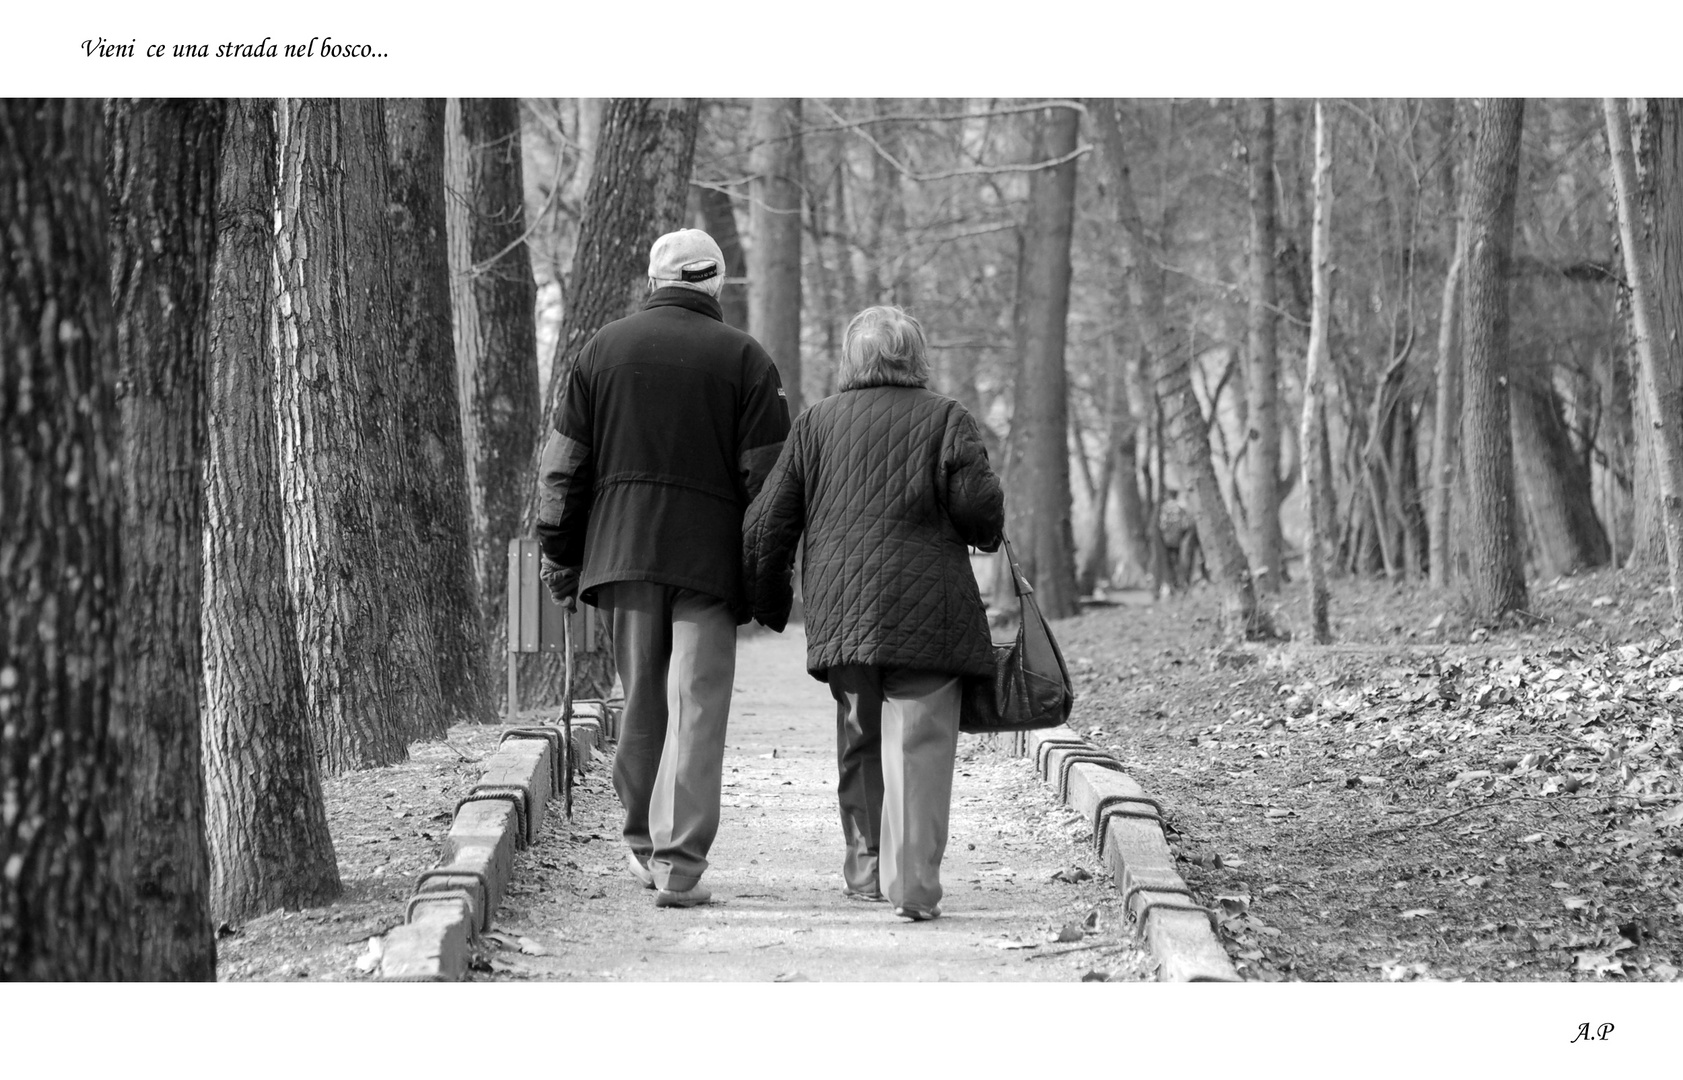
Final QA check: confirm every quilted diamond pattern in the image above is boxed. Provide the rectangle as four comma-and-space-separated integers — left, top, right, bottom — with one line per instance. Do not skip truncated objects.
742, 385, 1004, 679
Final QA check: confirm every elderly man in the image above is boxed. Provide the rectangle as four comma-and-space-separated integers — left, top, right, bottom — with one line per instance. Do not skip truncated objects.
535, 229, 790, 908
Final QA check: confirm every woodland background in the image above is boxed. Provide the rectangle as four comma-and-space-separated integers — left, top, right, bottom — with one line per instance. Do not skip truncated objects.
3, 96, 1682, 981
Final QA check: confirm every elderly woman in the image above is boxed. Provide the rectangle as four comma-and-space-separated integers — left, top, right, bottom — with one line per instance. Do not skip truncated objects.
742, 306, 1004, 921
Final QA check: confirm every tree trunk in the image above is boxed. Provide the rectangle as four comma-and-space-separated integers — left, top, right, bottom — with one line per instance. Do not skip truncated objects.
1460, 99, 1529, 622
1300, 101, 1335, 644
523, 98, 699, 704
698, 185, 750, 330
748, 98, 804, 414
1429, 222, 1467, 588
999, 106, 1082, 617
1510, 375, 1611, 576
384, 99, 495, 726
1088, 98, 1269, 640
1606, 98, 1683, 625
0, 99, 132, 981
274, 98, 426, 771
106, 98, 223, 981
1244, 98, 1284, 593
446, 98, 542, 694
202, 99, 341, 923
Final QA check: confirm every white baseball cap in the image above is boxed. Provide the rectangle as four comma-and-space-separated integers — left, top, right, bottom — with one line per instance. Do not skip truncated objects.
648, 228, 725, 284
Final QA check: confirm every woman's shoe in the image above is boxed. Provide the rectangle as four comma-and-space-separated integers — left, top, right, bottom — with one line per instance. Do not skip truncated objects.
626, 850, 655, 889
654, 884, 713, 908
844, 887, 888, 903
894, 904, 941, 922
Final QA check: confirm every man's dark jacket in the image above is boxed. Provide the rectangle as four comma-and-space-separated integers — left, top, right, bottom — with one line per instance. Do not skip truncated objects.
535, 288, 789, 621
741, 382, 1005, 680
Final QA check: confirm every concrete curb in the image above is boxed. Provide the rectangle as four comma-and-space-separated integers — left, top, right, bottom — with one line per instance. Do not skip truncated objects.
1024, 726, 1240, 982
377, 702, 616, 981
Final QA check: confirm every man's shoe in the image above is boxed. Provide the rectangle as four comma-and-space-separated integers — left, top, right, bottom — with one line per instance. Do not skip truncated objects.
894, 904, 941, 922
654, 884, 713, 908
626, 851, 655, 889
844, 887, 888, 903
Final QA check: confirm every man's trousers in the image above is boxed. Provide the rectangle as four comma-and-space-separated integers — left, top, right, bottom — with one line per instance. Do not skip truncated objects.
827, 666, 961, 911
597, 580, 736, 892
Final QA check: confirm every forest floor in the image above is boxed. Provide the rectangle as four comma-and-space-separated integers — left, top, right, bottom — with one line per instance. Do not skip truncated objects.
1058, 561, 1683, 982
216, 562, 1683, 984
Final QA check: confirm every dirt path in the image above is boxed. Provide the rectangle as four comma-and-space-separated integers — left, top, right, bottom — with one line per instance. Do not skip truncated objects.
484, 623, 1151, 982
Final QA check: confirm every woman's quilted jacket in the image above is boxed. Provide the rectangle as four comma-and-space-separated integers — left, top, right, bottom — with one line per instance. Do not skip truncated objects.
741, 383, 1005, 681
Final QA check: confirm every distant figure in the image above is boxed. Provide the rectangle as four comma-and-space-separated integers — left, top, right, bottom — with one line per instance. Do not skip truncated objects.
743, 306, 1005, 921
1158, 491, 1207, 590
534, 229, 791, 909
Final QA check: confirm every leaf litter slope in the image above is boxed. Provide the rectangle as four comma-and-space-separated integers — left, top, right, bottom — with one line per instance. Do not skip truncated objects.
1055, 565, 1683, 982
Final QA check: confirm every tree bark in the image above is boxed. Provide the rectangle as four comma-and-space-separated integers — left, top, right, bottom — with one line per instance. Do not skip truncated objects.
0, 99, 131, 981
1089, 98, 1269, 640
384, 99, 495, 726
1300, 101, 1335, 644
1606, 98, 1683, 625
523, 98, 699, 703
106, 97, 223, 981
274, 98, 431, 771
1429, 222, 1467, 588
698, 185, 750, 330
1460, 99, 1529, 622
446, 98, 542, 690
1510, 374, 1611, 576
1244, 98, 1284, 593
202, 99, 341, 923
748, 98, 804, 414
1004, 106, 1083, 618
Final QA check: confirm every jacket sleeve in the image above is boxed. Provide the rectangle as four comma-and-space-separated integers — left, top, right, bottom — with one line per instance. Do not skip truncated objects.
533, 349, 595, 568
740, 418, 806, 632
737, 345, 792, 505
940, 405, 1005, 552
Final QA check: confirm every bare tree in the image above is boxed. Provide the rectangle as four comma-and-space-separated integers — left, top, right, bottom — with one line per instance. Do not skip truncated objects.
202, 99, 341, 921
107, 97, 224, 981
1299, 101, 1335, 644
1244, 98, 1285, 593
1606, 97, 1683, 626
1, 99, 130, 980
1459, 99, 1528, 622
1088, 98, 1271, 640
446, 98, 542, 683
384, 98, 495, 725
1007, 104, 1082, 617
274, 98, 439, 770
748, 98, 804, 413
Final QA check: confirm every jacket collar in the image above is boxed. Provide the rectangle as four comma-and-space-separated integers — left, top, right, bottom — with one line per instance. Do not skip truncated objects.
643, 287, 724, 322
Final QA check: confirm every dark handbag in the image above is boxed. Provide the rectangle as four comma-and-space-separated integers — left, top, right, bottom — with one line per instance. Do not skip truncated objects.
959, 536, 1075, 734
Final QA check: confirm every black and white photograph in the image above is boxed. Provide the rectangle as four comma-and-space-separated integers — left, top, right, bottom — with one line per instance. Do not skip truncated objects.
2, 3, 1678, 1075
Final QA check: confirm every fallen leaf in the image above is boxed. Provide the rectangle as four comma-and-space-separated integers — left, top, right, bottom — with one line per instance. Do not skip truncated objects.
517, 936, 548, 956
773, 971, 811, 982
1400, 908, 1435, 919
1519, 833, 1546, 844
1054, 922, 1085, 943
992, 938, 1040, 950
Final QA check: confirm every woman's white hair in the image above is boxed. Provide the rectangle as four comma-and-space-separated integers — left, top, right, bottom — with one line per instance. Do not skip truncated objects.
838, 306, 930, 392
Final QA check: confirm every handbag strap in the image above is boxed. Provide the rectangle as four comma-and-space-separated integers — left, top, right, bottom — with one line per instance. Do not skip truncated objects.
1001, 535, 1034, 598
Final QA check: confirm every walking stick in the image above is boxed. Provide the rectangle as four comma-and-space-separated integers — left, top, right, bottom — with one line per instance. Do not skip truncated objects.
560, 600, 575, 819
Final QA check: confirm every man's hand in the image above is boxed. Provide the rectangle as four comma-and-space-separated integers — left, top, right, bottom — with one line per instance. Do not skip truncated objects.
540, 557, 580, 610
